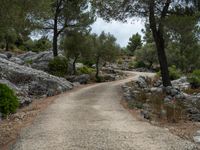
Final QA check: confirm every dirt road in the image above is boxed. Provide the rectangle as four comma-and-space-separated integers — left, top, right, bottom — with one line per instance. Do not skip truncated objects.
12, 72, 198, 150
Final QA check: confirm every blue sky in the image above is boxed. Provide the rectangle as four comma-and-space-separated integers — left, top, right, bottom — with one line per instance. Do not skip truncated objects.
91, 18, 144, 47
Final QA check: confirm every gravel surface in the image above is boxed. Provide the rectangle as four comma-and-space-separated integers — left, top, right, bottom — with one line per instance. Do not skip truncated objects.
11, 72, 198, 150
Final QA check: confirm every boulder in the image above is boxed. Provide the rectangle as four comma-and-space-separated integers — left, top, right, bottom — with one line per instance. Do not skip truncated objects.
66, 74, 90, 84
136, 76, 148, 88
172, 77, 190, 90
0, 54, 8, 60
0, 57, 73, 105
9, 57, 24, 65
18, 50, 65, 71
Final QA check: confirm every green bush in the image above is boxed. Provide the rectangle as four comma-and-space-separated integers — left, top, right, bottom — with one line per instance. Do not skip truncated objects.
48, 56, 68, 77
169, 65, 181, 80
0, 84, 19, 117
188, 70, 200, 88
157, 65, 181, 80
77, 66, 95, 75
134, 61, 147, 68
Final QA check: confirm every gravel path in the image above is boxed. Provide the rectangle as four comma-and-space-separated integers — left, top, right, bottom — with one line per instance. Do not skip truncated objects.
12, 72, 198, 150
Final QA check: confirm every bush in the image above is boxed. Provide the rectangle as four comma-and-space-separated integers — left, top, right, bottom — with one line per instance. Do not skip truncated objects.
134, 61, 147, 68
0, 84, 19, 117
48, 56, 68, 77
77, 66, 95, 75
157, 65, 181, 80
169, 65, 182, 80
188, 70, 200, 88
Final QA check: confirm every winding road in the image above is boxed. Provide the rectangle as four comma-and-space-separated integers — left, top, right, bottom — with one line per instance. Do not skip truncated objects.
12, 72, 197, 150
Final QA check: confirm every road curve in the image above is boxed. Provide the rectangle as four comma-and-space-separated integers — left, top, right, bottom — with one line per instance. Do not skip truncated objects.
12, 72, 197, 150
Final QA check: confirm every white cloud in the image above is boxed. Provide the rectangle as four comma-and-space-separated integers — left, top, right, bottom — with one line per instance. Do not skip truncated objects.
91, 18, 145, 47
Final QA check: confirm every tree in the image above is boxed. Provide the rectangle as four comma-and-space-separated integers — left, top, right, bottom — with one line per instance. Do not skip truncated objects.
88, 32, 120, 78
165, 14, 200, 72
63, 31, 87, 75
127, 33, 142, 55
135, 43, 157, 69
92, 0, 200, 86
40, 0, 95, 57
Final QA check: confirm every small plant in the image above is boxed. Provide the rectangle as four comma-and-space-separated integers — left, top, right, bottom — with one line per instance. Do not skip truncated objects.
0, 84, 19, 117
188, 69, 200, 88
77, 66, 95, 75
48, 56, 68, 77
25, 60, 33, 65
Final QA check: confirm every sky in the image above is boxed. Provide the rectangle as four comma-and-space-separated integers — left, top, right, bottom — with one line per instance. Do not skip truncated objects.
91, 18, 145, 47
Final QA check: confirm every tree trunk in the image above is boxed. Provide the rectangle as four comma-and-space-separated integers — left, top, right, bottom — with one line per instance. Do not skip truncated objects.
95, 56, 100, 79
149, 0, 172, 87
72, 56, 78, 75
154, 34, 171, 86
53, 12, 58, 57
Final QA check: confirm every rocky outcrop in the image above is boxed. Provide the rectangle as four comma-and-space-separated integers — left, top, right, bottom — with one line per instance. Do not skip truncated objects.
66, 74, 90, 84
18, 50, 65, 71
0, 57, 73, 105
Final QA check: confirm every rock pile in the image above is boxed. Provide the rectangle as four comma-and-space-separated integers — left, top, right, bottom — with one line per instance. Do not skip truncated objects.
122, 75, 200, 122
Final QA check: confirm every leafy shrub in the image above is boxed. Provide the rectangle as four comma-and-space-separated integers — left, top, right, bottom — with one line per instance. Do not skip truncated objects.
77, 66, 95, 75
169, 65, 182, 80
134, 61, 147, 68
0, 84, 19, 117
95, 76, 106, 83
188, 70, 200, 88
48, 56, 68, 77
157, 65, 181, 80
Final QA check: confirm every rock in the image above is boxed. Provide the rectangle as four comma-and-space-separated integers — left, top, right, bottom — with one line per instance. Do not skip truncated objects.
101, 74, 116, 81
153, 79, 162, 87
0, 57, 73, 105
141, 110, 151, 120
164, 96, 173, 103
150, 87, 163, 93
76, 63, 84, 69
172, 77, 191, 90
73, 82, 81, 87
0, 54, 8, 60
5, 52, 12, 59
9, 57, 24, 65
136, 76, 148, 88
66, 74, 90, 84
18, 50, 65, 71
194, 135, 200, 144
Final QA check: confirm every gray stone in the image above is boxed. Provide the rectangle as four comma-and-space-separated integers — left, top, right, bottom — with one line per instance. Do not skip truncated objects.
0, 54, 8, 60
136, 76, 148, 88
150, 87, 163, 93
0, 57, 73, 105
9, 57, 24, 65
66, 74, 90, 84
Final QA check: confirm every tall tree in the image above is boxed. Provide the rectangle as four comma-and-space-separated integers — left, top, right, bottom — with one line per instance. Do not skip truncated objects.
88, 32, 120, 78
127, 33, 142, 55
63, 31, 87, 75
40, 0, 95, 57
92, 0, 200, 86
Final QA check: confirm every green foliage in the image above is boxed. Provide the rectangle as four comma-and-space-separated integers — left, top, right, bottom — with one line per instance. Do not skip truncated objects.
169, 65, 182, 80
134, 43, 157, 69
0, 84, 19, 117
23, 37, 51, 52
127, 33, 142, 55
133, 61, 147, 68
77, 66, 95, 75
48, 56, 68, 77
188, 70, 200, 88
157, 65, 181, 80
